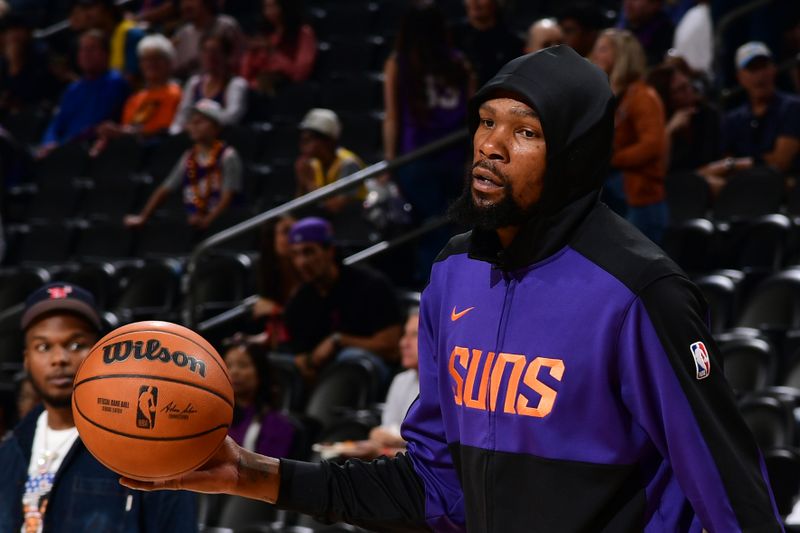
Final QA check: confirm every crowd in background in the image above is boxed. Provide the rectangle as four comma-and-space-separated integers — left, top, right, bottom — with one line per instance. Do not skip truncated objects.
1, 0, 800, 530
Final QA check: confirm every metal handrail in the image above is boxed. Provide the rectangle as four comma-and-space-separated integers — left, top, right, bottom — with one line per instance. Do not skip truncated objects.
32, 0, 137, 40
186, 128, 469, 327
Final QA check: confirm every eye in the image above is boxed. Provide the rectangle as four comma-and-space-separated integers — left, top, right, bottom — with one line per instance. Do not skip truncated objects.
34, 343, 49, 353
68, 341, 89, 352
520, 129, 537, 139
480, 118, 494, 128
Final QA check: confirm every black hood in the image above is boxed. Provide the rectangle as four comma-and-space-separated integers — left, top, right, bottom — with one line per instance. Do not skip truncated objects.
465, 45, 616, 270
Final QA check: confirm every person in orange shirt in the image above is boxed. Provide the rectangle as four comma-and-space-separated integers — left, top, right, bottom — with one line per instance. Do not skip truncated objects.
91, 34, 181, 154
591, 28, 669, 244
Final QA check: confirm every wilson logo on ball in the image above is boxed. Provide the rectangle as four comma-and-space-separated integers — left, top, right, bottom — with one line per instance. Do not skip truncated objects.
102, 339, 207, 377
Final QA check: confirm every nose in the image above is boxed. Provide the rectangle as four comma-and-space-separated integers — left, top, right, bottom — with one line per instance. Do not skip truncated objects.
51, 346, 70, 366
477, 127, 508, 163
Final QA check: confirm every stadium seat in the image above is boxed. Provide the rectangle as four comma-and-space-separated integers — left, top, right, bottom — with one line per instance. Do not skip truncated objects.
738, 394, 796, 450
721, 214, 791, 274
113, 259, 182, 322
80, 177, 142, 221
2, 107, 50, 147
88, 136, 144, 181
304, 358, 382, 433
58, 262, 117, 310
0, 267, 49, 309
26, 181, 84, 224
763, 448, 800, 517
717, 335, 777, 393
262, 82, 321, 123
73, 220, 136, 261
321, 76, 382, 113
0, 306, 24, 365
206, 208, 259, 252
143, 133, 191, 181
188, 252, 254, 321
694, 274, 737, 333
712, 167, 785, 222
217, 496, 277, 531
781, 353, 800, 389
664, 172, 711, 224
311, 3, 377, 41
661, 218, 714, 274
15, 223, 75, 265
339, 112, 383, 162
34, 142, 89, 182
136, 218, 197, 258
735, 269, 800, 333
267, 356, 306, 414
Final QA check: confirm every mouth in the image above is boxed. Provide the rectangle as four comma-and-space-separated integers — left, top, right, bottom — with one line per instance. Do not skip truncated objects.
47, 375, 74, 388
472, 167, 504, 193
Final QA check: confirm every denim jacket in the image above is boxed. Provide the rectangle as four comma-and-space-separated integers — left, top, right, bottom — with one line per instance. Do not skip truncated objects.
0, 405, 197, 533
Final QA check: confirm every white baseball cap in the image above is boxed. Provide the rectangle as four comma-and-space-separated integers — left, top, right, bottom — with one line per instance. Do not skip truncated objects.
192, 99, 224, 125
735, 41, 772, 70
299, 108, 341, 140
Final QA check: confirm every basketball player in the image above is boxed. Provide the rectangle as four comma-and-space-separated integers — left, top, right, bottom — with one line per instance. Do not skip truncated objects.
0, 283, 197, 532
123, 47, 781, 531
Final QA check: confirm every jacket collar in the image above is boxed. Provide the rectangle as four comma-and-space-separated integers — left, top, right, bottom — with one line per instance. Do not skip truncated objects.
467, 190, 599, 271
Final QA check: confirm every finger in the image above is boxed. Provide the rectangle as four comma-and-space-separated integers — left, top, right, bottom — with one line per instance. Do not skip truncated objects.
120, 477, 182, 491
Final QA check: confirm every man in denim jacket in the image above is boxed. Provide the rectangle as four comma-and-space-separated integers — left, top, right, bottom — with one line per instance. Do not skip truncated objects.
0, 282, 197, 532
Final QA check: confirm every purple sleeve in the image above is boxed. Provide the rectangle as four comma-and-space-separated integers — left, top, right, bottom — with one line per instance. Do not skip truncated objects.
401, 291, 466, 532
617, 275, 782, 532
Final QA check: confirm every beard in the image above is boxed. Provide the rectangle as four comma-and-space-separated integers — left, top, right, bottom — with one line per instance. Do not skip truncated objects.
29, 374, 72, 409
448, 160, 540, 230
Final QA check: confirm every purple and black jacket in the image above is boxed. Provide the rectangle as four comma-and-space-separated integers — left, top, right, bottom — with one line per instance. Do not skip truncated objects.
276, 46, 782, 532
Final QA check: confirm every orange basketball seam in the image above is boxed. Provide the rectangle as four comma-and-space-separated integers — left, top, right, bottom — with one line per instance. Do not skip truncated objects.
74, 373, 234, 407
74, 397, 229, 441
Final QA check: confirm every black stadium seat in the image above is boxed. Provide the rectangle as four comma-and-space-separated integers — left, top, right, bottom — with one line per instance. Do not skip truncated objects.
712, 167, 785, 222
34, 142, 88, 182
738, 394, 796, 451
763, 448, 800, 516
113, 259, 182, 322
717, 335, 777, 394
0, 267, 49, 309
136, 218, 196, 258
664, 172, 709, 223
735, 269, 800, 333
694, 274, 737, 333
80, 177, 142, 221
88, 136, 144, 181
59, 262, 117, 310
188, 252, 254, 321
661, 218, 714, 274
73, 220, 136, 260
727, 214, 791, 273
15, 223, 75, 265
304, 358, 382, 433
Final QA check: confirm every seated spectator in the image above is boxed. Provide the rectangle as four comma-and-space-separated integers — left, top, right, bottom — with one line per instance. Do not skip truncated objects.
172, 0, 244, 79
39, 29, 129, 155
314, 308, 420, 461
592, 29, 668, 243
252, 214, 301, 349
524, 18, 563, 53
169, 32, 247, 134
672, 0, 712, 79
619, 0, 674, 66
0, 282, 196, 532
451, 0, 522, 85
240, 0, 317, 94
699, 42, 800, 192
557, 1, 605, 57
92, 34, 182, 154
647, 63, 721, 173
367, 308, 419, 454
0, 14, 60, 117
224, 340, 294, 458
295, 108, 365, 215
81, 0, 146, 81
282, 217, 403, 384
124, 99, 242, 231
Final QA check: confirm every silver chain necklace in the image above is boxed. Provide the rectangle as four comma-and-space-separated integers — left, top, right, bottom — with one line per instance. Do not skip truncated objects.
36, 417, 74, 475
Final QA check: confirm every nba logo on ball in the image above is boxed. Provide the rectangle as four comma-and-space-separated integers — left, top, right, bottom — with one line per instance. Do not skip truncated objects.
690, 341, 711, 380
136, 385, 158, 429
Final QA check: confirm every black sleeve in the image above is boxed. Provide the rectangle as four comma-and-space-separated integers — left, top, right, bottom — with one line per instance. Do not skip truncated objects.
276, 454, 430, 532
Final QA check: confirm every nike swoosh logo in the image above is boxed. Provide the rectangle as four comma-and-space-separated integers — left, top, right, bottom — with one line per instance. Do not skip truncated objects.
451, 306, 475, 322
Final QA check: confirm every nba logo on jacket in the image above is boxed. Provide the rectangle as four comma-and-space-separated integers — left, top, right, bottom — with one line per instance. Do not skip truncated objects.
690, 341, 711, 380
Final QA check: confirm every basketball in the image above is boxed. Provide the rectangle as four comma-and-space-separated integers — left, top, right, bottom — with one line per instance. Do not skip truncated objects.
71, 321, 234, 481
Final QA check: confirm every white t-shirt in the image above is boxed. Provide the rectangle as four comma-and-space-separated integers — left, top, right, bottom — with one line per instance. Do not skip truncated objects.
21, 411, 79, 533
381, 369, 420, 436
